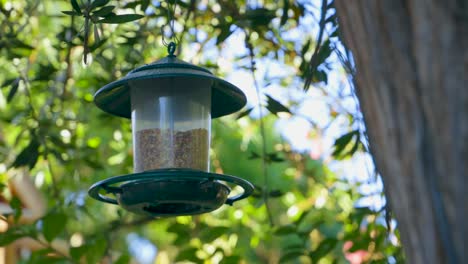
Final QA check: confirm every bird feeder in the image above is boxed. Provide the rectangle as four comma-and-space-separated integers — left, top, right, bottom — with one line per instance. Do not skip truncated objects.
88, 43, 254, 217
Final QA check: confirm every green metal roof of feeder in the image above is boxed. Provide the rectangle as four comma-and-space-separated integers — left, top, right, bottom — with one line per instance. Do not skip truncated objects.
94, 55, 247, 119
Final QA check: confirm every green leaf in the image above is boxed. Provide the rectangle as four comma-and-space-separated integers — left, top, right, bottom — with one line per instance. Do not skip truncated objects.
70, 0, 82, 14
92, 5, 115, 17
28, 248, 67, 264
268, 189, 284, 198
97, 14, 144, 24
332, 130, 359, 158
42, 211, 67, 242
114, 254, 131, 264
310, 238, 337, 262
34, 64, 58, 81
0, 233, 24, 246
70, 237, 107, 263
267, 153, 286, 163
173, 233, 190, 245
248, 151, 261, 160
167, 223, 191, 245
266, 95, 291, 115
85, 237, 107, 263
275, 224, 297, 235
6, 78, 19, 103
9, 197, 22, 223
0, 225, 36, 246
88, 36, 108, 52
176, 247, 199, 262
1, 78, 19, 88
221, 255, 241, 264
140, 0, 150, 12
280, 0, 289, 26
349, 206, 376, 226
325, 14, 336, 25
319, 222, 342, 238
301, 38, 311, 56
348, 239, 369, 252
167, 223, 190, 234
90, 0, 110, 10
346, 133, 361, 157
280, 249, 306, 263
70, 245, 88, 261
303, 39, 332, 90
216, 25, 234, 45
9, 39, 34, 50
123, 1, 140, 9
243, 8, 276, 28
199, 226, 229, 242
315, 69, 328, 84
316, 39, 332, 66
12, 137, 40, 169
236, 107, 254, 119
62, 10, 80, 16
330, 27, 339, 38
93, 24, 100, 42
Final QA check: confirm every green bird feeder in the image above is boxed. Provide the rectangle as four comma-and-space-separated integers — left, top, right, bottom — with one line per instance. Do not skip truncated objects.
88, 43, 254, 217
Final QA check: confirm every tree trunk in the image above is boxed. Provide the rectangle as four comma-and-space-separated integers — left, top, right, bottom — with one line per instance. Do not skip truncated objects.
335, 1, 467, 263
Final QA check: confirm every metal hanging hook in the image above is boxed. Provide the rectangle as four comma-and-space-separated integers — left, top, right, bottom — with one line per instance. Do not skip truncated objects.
161, 0, 179, 56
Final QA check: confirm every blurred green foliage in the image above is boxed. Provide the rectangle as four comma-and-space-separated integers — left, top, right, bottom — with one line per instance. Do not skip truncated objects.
0, 0, 403, 263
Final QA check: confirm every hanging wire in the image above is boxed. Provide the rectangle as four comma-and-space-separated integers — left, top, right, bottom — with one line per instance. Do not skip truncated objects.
161, 0, 180, 49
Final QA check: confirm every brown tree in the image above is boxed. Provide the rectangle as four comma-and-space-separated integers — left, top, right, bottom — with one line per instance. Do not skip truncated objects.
335, 2, 467, 263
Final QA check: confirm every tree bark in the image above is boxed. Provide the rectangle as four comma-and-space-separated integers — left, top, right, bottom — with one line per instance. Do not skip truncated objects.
335, 1, 467, 263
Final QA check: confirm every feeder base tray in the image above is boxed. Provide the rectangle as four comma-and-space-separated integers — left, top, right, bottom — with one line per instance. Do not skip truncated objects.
88, 169, 254, 217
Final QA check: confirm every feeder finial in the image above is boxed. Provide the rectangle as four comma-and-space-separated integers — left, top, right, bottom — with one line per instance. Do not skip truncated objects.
167, 42, 176, 57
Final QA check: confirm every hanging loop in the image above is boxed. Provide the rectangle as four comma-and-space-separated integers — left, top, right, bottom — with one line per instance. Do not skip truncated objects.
161, 0, 179, 56
161, 25, 179, 46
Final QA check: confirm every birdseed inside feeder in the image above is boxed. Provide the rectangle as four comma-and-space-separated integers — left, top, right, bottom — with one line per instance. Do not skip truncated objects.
88, 43, 254, 217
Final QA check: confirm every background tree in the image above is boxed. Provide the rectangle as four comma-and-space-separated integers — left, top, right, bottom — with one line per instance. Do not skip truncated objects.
335, 2, 467, 263
0, 0, 405, 263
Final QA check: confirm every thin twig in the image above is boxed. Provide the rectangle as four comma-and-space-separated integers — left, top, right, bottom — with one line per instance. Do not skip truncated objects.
20, 67, 38, 120
44, 151, 61, 199
244, 32, 274, 226
33, 238, 76, 263
22, 61, 61, 199
175, 0, 196, 56
106, 217, 154, 233
61, 15, 75, 102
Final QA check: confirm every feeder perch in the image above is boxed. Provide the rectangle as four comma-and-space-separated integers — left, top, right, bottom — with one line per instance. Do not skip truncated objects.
88, 43, 254, 217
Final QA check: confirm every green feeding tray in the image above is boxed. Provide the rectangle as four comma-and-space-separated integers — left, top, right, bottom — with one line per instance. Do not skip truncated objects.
88, 169, 254, 217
